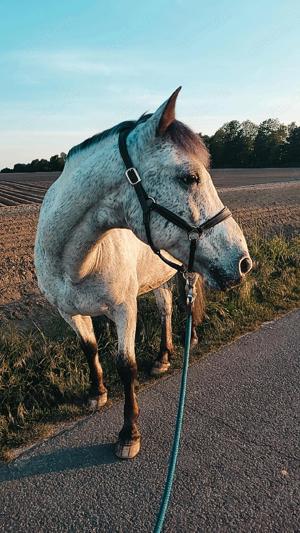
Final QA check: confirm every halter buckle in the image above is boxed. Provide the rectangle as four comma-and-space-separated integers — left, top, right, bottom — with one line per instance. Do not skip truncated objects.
125, 167, 141, 186
188, 228, 201, 241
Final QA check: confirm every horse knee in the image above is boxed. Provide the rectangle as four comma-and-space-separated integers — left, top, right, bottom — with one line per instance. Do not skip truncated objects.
80, 338, 97, 359
116, 354, 139, 393
80, 339, 107, 404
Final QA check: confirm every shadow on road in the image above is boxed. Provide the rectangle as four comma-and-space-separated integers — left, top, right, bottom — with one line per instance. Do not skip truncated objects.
0, 443, 118, 483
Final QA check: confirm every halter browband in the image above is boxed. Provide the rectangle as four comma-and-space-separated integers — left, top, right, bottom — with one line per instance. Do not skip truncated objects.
118, 126, 232, 274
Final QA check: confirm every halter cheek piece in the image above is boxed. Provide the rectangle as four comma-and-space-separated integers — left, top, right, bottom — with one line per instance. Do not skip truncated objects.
118, 126, 232, 274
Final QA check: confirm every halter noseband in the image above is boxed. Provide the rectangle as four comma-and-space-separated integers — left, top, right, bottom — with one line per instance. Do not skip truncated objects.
118, 126, 232, 274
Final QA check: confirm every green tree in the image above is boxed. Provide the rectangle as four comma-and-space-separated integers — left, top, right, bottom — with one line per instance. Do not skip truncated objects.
209, 120, 255, 167
209, 126, 226, 167
284, 126, 300, 166
13, 163, 28, 172
254, 119, 288, 166
49, 153, 65, 171
240, 120, 258, 166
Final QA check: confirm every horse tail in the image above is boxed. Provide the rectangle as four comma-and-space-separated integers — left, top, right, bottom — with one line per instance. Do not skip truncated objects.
176, 273, 206, 326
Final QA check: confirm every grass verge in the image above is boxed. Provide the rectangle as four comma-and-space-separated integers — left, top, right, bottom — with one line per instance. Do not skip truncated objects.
0, 232, 299, 461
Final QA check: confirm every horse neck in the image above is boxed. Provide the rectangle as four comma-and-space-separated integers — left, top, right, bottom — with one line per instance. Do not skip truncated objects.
37, 134, 128, 262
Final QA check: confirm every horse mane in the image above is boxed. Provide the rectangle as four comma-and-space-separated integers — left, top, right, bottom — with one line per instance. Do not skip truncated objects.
164, 121, 210, 169
67, 120, 141, 159
67, 114, 210, 168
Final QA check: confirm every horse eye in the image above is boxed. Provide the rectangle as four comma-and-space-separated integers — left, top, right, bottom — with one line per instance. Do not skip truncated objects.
179, 174, 200, 186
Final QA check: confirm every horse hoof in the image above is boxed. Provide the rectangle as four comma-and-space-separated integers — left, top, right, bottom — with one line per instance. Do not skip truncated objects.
88, 392, 108, 410
150, 361, 171, 377
115, 439, 141, 459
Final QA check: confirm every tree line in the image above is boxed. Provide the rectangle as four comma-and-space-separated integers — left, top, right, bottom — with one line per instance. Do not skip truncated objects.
1, 153, 67, 173
202, 119, 300, 168
1, 119, 300, 172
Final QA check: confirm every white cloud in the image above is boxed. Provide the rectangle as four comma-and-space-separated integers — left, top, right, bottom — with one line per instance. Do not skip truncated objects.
7, 50, 124, 75
5, 48, 172, 78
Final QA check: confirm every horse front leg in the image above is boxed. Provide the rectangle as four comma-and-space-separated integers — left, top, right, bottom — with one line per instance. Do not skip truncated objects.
151, 283, 174, 376
59, 312, 107, 409
113, 300, 140, 459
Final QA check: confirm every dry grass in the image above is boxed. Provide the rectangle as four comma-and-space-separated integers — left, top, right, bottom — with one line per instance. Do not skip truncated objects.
0, 232, 299, 460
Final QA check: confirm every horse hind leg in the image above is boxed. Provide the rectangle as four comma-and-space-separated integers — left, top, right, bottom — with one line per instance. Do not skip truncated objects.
113, 300, 140, 460
151, 283, 174, 376
59, 311, 108, 409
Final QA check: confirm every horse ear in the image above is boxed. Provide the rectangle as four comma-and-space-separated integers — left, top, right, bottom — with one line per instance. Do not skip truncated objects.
136, 87, 182, 143
157, 86, 182, 135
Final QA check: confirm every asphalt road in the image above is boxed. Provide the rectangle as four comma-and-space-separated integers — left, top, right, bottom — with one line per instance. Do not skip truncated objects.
1, 310, 299, 532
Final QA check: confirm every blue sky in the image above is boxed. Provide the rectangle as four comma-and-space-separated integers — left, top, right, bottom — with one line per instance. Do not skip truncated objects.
1, 0, 299, 168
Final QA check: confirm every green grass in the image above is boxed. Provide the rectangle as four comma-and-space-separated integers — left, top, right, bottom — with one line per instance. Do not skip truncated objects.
0, 233, 299, 460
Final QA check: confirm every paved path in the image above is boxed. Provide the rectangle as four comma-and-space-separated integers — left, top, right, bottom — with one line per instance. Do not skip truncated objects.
1, 310, 299, 532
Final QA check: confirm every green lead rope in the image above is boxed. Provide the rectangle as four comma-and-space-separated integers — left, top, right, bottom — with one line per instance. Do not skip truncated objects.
154, 310, 193, 533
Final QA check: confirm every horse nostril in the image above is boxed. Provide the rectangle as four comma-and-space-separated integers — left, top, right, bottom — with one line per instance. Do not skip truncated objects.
239, 256, 252, 275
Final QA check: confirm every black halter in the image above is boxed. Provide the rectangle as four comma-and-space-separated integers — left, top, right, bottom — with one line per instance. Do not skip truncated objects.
118, 126, 232, 274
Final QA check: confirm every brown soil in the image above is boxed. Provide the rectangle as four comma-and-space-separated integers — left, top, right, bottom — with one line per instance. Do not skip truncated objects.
219, 181, 300, 237
0, 205, 57, 329
0, 172, 299, 330
212, 167, 300, 187
0, 171, 59, 185
1, 168, 299, 205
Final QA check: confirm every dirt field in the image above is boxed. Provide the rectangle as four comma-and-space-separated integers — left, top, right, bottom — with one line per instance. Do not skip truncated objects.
212, 167, 300, 187
0, 169, 299, 328
0, 172, 56, 206
0, 168, 299, 205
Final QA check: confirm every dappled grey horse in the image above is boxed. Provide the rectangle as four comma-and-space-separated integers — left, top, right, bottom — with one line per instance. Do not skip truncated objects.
35, 88, 252, 458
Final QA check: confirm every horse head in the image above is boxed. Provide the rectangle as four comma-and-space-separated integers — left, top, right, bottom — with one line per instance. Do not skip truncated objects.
122, 88, 252, 290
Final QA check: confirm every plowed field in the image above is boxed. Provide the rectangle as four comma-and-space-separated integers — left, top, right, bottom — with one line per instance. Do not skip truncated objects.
0, 169, 299, 328
0, 172, 57, 206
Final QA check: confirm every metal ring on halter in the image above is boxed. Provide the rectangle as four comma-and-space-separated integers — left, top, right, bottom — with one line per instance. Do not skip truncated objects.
182, 270, 196, 281
188, 228, 201, 241
146, 196, 156, 206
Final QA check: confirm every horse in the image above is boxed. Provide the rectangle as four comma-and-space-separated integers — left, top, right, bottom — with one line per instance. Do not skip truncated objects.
34, 87, 252, 459
59, 229, 204, 395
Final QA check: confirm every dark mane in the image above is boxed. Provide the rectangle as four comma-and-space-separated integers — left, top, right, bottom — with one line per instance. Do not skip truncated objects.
165, 120, 210, 168
68, 114, 210, 168
67, 114, 152, 159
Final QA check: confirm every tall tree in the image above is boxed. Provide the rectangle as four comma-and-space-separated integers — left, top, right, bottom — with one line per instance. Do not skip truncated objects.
283, 126, 300, 166
209, 120, 256, 167
239, 120, 258, 166
254, 119, 288, 166
209, 126, 226, 167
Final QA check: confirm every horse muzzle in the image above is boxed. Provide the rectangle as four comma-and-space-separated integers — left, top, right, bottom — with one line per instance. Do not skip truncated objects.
203, 253, 253, 291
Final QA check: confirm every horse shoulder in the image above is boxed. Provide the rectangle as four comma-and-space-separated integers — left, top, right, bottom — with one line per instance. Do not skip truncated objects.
135, 239, 176, 295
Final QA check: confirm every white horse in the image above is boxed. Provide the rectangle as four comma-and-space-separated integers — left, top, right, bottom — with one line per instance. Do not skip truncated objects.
35, 88, 252, 458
